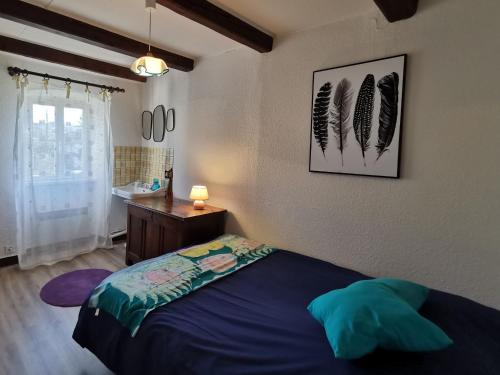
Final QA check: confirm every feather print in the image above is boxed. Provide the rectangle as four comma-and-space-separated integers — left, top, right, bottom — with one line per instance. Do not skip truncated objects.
330, 78, 353, 166
376, 72, 399, 160
312, 82, 332, 156
353, 74, 375, 166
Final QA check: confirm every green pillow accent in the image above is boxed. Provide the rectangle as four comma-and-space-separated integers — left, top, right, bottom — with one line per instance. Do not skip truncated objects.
307, 278, 453, 359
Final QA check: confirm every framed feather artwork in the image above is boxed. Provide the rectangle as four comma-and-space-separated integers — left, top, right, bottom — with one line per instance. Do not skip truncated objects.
309, 54, 406, 178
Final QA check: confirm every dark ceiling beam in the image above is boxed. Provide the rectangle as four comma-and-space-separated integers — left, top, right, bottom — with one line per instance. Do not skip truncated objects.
0, 0, 194, 72
157, 0, 273, 53
0, 35, 146, 82
373, 0, 419, 22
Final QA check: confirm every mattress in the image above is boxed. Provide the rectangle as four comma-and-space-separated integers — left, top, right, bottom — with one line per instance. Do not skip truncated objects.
73, 250, 500, 375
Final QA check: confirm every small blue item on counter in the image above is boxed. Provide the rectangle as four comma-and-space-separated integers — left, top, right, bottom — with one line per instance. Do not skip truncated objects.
151, 178, 161, 191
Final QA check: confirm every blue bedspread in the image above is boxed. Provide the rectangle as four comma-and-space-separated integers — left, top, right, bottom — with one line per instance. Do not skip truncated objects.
73, 250, 500, 375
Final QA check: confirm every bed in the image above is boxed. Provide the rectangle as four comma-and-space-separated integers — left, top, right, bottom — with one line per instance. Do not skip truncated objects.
73, 249, 500, 375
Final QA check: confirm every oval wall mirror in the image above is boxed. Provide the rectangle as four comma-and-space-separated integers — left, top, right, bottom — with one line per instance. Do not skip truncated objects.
141, 111, 152, 140
152, 104, 166, 142
166, 108, 175, 132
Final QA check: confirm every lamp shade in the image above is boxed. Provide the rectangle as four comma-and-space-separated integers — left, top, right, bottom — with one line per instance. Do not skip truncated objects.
189, 186, 209, 201
130, 52, 169, 77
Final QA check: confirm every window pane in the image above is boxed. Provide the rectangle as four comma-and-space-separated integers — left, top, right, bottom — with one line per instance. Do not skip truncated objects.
64, 107, 85, 177
32, 104, 56, 178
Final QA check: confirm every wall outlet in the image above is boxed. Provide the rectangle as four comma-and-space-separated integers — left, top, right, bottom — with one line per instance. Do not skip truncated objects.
3, 246, 16, 256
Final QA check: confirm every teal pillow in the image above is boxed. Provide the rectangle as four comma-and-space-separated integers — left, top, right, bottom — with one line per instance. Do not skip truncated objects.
307, 278, 453, 359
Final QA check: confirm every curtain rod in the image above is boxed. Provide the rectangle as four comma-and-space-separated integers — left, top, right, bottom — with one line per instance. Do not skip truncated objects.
7, 66, 126, 93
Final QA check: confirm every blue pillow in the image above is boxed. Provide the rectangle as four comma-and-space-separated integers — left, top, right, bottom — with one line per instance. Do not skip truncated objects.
307, 278, 453, 359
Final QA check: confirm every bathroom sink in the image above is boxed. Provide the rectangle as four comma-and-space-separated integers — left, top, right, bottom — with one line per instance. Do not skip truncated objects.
112, 181, 167, 199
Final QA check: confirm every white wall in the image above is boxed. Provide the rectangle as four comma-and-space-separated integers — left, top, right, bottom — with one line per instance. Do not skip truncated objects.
0, 52, 143, 254
144, 0, 500, 309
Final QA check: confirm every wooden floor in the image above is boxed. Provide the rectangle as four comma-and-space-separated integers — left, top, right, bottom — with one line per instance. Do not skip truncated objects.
0, 244, 126, 375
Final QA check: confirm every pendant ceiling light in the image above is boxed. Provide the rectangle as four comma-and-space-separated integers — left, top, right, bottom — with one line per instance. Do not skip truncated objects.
130, 0, 169, 77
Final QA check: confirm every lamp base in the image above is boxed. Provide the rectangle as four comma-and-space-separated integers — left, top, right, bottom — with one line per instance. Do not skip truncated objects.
193, 200, 205, 210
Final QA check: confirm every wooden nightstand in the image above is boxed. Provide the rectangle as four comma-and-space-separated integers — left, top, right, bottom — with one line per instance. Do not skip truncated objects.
125, 197, 226, 265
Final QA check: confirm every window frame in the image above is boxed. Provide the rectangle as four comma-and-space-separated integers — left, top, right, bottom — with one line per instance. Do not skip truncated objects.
28, 98, 91, 184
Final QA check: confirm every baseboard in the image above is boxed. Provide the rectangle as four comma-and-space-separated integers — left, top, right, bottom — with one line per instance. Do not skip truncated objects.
112, 234, 127, 243
0, 255, 18, 267
0, 238, 125, 268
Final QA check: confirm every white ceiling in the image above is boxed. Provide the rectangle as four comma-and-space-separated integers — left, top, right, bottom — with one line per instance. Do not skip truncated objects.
211, 0, 375, 35
0, 0, 375, 70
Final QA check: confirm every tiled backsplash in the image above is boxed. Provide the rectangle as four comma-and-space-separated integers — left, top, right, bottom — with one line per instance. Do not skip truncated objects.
113, 146, 172, 187
140, 147, 170, 185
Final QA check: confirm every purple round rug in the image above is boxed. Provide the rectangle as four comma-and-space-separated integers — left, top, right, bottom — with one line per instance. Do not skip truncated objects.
40, 269, 112, 307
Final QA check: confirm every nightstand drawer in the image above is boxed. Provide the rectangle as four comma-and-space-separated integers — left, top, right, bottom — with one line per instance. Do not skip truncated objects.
128, 205, 153, 221
151, 212, 178, 231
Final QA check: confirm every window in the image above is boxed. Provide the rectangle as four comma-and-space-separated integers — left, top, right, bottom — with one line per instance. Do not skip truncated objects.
31, 102, 88, 181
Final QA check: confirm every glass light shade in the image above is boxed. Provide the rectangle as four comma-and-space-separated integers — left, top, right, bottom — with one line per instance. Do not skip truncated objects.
190, 185, 209, 201
130, 52, 169, 77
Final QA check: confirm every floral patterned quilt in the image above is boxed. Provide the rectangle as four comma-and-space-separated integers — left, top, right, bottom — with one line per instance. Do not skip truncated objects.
88, 234, 275, 336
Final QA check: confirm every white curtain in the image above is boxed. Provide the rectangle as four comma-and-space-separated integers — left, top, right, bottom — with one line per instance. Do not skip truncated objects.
14, 80, 113, 269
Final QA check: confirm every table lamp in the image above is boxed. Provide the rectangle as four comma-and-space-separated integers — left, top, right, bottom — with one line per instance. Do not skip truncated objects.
190, 185, 209, 210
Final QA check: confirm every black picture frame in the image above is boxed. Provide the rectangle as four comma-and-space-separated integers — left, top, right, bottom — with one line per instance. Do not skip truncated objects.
153, 104, 166, 142
141, 110, 152, 140
166, 108, 175, 132
308, 54, 407, 179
